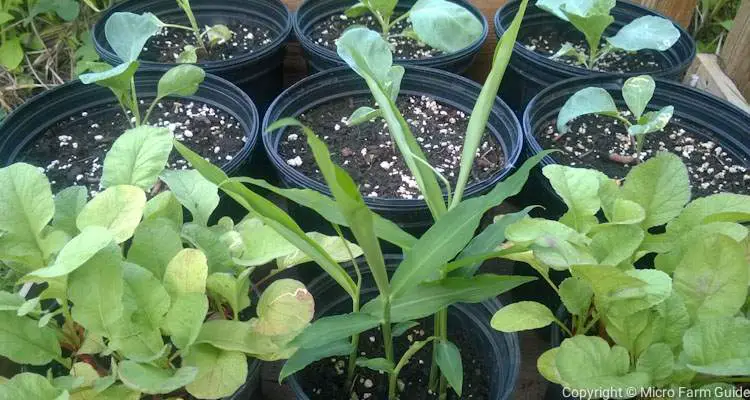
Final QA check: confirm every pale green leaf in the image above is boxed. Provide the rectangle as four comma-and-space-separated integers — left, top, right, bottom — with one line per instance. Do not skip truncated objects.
543, 165, 604, 233
292, 313, 381, 349
183, 344, 247, 399
122, 263, 170, 331
683, 317, 750, 376
0, 311, 61, 365
163, 248, 208, 296
491, 301, 555, 332
628, 106, 674, 136
68, 244, 124, 336
621, 75, 655, 120
76, 185, 146, 243
0, 38, 23, 70
409, 0, 483, 53
53, 186, 88, 236
156, 64, 205, 100
105, 12, 163, 61
636, 343, 674, 385
559, 277, 593, 316
253, 279, 314, 336
279, 340, 353, 383
0, 373, 68, 399
435, 340, 463, 396
101, 126, 173, 190
126, 219, 183, 279
162, 292, 208, 349
537, 348, 563, 384
606, 16, 680, 51
335, 27, 392, 85
160, 169, 219, 226
118, 361, 197, 394
30, 227, 114, 278
275, 232, 363, 270
356, 357, 395, 373
176, 45, 197, 64
346, 106, 380, 127
557, 87, 618, 134
143, 191, 183, 228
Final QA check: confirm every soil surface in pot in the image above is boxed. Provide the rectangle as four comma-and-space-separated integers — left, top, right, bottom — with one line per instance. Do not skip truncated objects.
310, 13, 443, 59
142, 19, 274, 63
298, 320, 489, 399
536, 112, 750, 197
19, 99, 246, 194
520, 29, 665, 74
277, 95, 504, 199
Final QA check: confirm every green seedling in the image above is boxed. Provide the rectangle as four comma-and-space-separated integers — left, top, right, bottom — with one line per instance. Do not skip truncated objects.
489, 153, 750, 396
557, 75, 674, 159
343, 0, 484, 54
80, 12, 206, 127
175, 0, 233, 62
536, 0, 681, 69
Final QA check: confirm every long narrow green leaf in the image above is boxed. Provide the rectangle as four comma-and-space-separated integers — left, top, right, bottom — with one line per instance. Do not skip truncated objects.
230, 177, 417, 249
363, 274, 536, 322
450, 206, 536, 277
173, 140, 357, 298
279, 340, 354, 383
291, 312, 381, 349
268, 118, 390, 297
389, 152, 551, 298
452, 0, 530, 206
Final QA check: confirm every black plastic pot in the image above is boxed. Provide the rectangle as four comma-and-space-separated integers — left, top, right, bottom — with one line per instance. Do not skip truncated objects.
0, 71, 260, 219
288, 255, 521, 399
495, 0, 696, 113
293, 0, 487, 75
262, 66, 523, 236
517, 75, 750, 215
92, 0, 291, 112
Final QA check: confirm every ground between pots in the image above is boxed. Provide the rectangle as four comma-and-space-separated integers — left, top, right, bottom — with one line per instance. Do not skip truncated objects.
18, 99, 246, 195
535, 112, 750, 197
277, 95, 503, 199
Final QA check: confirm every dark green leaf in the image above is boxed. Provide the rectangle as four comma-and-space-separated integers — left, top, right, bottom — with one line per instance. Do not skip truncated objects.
279, 340, 353, 383
292, 313, 381, 349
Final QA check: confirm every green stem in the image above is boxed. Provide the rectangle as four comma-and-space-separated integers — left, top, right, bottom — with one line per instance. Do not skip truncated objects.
142, 96, 162, 126
383, 299, 396, 399
388, 11, 410, 29
428, 315, 441, 390
130, 79, 141, 126
437, 309, 448, 399
373, 11, 390, 36
581, 313, 600, 335
553, 317, 574, 337
334, 223, 363, 387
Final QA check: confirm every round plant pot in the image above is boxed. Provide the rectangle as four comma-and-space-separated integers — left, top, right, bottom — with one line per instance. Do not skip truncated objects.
262, 66, 523, 236
92, 0, 291, 112
293, 0, 487, 75
518, 75, 750, 216
0, 70, 259, 218
494, 0, 696, 113
288, 256, 521, 400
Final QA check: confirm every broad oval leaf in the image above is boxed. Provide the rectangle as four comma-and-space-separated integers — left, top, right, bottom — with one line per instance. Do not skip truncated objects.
620, 152, 690, 228
683, 317, 750, 376
557, 87, 618, 134
163, 248, 208, 295
176, 45, 198, 64
194, 319, 277, 355
105, 12, 164, 61
543, 165, 604, 233
628, 106, 674, 136
101, 125, 173, 190
622, 75, 655, 120
435, 340, 463, 396
491, 301, 555, 332
606, 15, 680, 52
183, 344, 247, 399
68, 244, 124, 336
126, 218, 183, 279
0, 163, 54, 272
143, 191, 183, 228
636, 343, 674, 385
52, 186, 88, 237
118, 361, 198, 394
336, 27, 392, 85
559, 277, 593, 316
76, 185, 146, 243
160, 169, 219, 227
0, 372, 68, 399
162, 292, 208, 349
0, 38, 23, 70
122, 263, 170, 331
156, 64, 206, 100
537, 348, 563, 385
409, 0, 483, 53
30, 226, 114, 278
254, 279, 314, 336
0, 311, 61, 365
556, 335, 650, 392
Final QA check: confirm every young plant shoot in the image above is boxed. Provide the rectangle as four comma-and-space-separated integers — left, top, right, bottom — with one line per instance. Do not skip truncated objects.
175, 0, 233, 62
489, 153, 750, 396
344, 0, 484, 54
0, 126, 364, 399
556, 75, 674, 162
79, 12, 206, 128
536, 0, 681, 69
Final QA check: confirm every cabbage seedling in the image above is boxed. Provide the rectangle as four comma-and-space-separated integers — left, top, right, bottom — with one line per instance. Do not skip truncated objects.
80, 12, 206, 127
343, 0, 483, 54
536, 0, 680, 69
175, 0, 233, 62
556, 75, 674, 159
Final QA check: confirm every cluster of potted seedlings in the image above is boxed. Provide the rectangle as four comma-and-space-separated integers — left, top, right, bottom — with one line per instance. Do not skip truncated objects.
0, 0, 749, 399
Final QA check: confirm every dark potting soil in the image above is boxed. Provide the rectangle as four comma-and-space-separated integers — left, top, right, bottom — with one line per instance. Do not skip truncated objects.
298, 321, 490, 400
277, 95, 504, 199
521, 30, 665, 73
18, 99, 246, 195
141, 20, 274, 63
310, 13, 443, 59
536, 112, 750, 197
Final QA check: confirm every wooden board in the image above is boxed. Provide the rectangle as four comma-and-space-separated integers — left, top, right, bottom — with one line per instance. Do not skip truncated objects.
719, 0, 750, 102
633, 0, 697, 28
685, 53, 750, 114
